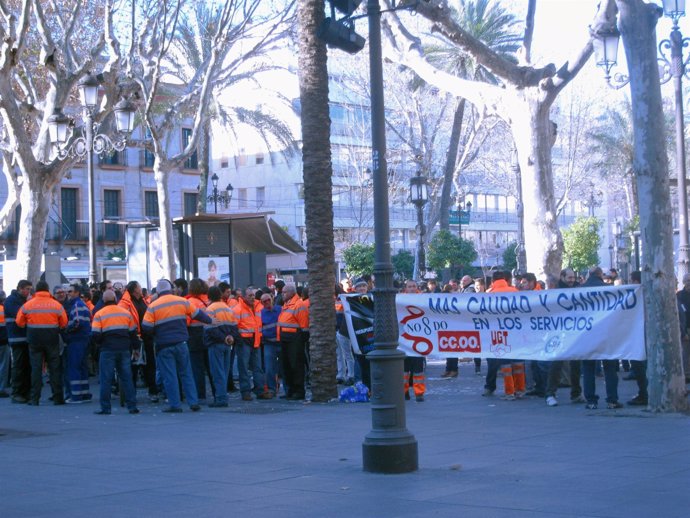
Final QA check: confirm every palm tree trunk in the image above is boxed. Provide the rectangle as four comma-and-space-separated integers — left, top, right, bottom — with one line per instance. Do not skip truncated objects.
439, 98, 466, 230
298, 0, 337, 402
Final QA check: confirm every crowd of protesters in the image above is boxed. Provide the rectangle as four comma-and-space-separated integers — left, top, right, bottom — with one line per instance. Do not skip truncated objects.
0, 264, 678, 413
0, 276, 312, 413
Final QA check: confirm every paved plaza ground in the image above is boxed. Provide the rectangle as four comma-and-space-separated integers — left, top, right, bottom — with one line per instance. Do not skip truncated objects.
1, 360, 689, 518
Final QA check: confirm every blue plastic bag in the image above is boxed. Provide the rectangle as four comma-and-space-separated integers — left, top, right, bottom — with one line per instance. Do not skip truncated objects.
339, 382, 370, 403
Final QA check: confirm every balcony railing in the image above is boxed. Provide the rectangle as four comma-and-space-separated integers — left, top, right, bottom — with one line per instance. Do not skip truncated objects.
0, 221, 125, 243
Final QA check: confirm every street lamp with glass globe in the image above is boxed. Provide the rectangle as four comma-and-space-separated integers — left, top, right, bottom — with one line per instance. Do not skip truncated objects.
48, 73, 136, 284
409, 171, 428, 281
593, 0, 690, 286
204, 172, 234, 214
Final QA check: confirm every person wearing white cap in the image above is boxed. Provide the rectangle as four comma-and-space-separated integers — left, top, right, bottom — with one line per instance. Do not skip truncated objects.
142, 279, 212, 413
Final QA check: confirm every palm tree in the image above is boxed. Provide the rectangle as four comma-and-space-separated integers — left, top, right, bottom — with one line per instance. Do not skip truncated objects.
424, 0, 521, 230
172, 3, 296, 214
297, 0, 337, 402
587, 99, 637, 220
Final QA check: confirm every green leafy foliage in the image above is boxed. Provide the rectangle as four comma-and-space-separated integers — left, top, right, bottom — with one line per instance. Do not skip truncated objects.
342, 243, 375, 278
502, 241, 518, 272
426, 229, 477, 277
392, 249, 414, 280
562, 216, 602, 273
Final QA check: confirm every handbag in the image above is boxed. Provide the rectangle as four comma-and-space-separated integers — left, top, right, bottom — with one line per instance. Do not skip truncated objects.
132, 339, 147, 365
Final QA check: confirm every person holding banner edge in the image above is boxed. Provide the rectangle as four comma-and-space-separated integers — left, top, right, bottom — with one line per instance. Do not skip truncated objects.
482, 271, 526, 400
403, 280, 426, 402
581, 267, 623, 410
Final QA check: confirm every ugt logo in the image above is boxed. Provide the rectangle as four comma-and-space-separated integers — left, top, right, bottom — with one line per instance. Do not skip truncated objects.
490, 330, 511, 357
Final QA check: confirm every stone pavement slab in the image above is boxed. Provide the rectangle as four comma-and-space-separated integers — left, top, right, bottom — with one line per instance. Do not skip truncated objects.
1, 360, 689, 517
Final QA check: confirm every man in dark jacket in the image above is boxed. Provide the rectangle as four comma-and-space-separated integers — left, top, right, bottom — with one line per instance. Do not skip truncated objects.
64, 284, 92, 403
4, 280, 32, 403
581, 267, 622, 409
92, 290, 140, 415
544, 268, 584, 407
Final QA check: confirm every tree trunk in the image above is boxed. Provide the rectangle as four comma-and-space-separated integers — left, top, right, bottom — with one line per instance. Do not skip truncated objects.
196, 125, 210, 214
16, 173, 53, 284
438, 98, 466, 230
510, 93, 562, 278
297, 0, 337, 402
153, 159, 178, 282
618, 0, 688, 412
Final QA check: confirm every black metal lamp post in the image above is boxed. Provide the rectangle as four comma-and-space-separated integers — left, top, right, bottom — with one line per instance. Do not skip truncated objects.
205, 172, 234, 214
409, 171, 428, 281
362, 0, 418, 474
48, 74, 136, 284
457, 199, 472, 239
593, 0, 690, 287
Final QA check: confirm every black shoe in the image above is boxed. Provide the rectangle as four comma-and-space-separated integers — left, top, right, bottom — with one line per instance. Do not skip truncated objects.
129, 408, 140, 414
27, 400, 39, 406
12, 396, 28, 404
228, 384, 238, 393
336, 378, 345, 384
94, 410, 111, 415
162, 407, 183, 413
345, 378, 355, 386
525, 390, 545, 397
53, 399, 65, 406
190, 404, 201, 412
628, 395, 648, 406
0, 391, 10, 398
209, 402, 229, 408
287, 393, 305, 401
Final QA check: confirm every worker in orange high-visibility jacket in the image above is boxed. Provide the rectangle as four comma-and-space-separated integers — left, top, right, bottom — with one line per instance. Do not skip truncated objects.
278, 283, 309, 400
92, 289, 140, 415
186, 279, 212, 401
402, 280, 426, 402
485, 270, 525, 401
15, 280, 68, 405
205, 286, 240, 407
141, 279, 212, 413
231, 287, 268, 401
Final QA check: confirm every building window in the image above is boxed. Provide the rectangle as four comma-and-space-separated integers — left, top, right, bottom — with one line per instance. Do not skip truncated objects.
103, 189, 121, 241
182, 128, 198, 170
184, 192, 198, 216
61, 188, 78, 240
99, 150, 126, 167
144, 191, 159, 219
144, 148, 155, 168
256, 186, 265, 208
238, 188, 247, 209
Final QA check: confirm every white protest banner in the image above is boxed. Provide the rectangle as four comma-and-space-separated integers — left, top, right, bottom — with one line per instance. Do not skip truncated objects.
396, 286, 645, 360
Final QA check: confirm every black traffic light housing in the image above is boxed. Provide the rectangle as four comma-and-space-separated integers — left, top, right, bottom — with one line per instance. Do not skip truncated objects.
317, 0, 365, 54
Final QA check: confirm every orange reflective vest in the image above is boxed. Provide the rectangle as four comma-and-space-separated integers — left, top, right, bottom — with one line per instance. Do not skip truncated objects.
277, 294, 307, 341
119, 291, 144, 334
16, 291, 68, 329
231, 298, 261, 347
186, 295, 208, 329
487, 279, 519, 293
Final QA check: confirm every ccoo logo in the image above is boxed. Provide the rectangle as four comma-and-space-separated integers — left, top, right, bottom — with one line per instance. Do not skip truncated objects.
437, 331, 481, 353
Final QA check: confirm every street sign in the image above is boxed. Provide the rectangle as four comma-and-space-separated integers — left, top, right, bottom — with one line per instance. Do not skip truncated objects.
449, 210, 470, 225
